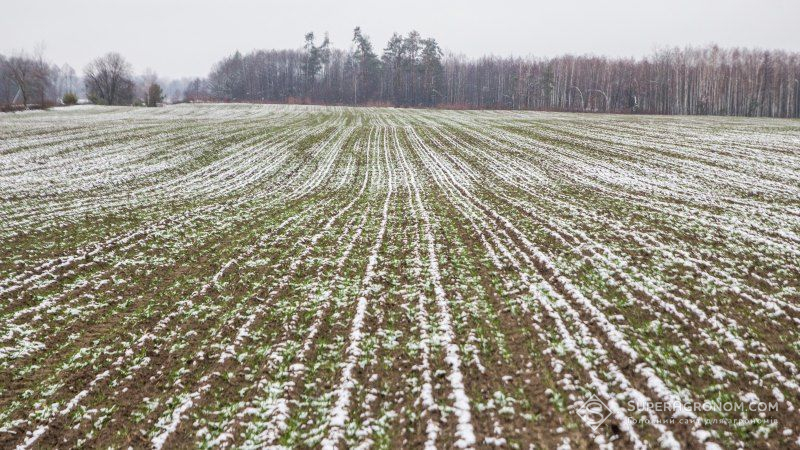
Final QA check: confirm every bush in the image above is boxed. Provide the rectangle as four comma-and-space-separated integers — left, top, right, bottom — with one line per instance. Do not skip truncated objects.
62, 92, 78, 105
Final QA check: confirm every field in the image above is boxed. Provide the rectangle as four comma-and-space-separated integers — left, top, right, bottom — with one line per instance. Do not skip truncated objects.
1, 104, 799, 449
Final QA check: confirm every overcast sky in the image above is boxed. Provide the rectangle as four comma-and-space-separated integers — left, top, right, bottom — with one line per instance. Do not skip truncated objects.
2, 0, 799, 79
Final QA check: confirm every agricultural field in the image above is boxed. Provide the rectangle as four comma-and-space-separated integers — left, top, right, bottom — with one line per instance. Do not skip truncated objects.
1, 104, 800, 449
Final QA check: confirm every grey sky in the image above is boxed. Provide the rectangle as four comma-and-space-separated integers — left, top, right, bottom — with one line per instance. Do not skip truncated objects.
2, 0, 799, 79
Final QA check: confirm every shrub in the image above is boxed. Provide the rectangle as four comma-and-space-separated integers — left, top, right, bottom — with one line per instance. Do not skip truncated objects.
62, 92, 78, 105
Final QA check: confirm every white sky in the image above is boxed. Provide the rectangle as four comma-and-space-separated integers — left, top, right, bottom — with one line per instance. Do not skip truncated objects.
2, 0, 799, 79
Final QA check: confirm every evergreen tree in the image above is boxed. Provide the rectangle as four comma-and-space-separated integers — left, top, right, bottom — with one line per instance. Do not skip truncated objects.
147, 83, 163, 107
352, 27, 379, 104
421, 38, 443, 105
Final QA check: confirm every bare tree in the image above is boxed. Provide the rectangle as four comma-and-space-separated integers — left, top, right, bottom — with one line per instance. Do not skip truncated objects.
0, 47, 60, 109
32, 45, 52, 107
183, 78, 208, 102
84, 52, 134, 105
57, 63, 78, 98
4, 52, 37, 108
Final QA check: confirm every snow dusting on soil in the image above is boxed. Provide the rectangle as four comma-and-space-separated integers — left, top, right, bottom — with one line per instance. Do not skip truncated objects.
1, 104, 799, 448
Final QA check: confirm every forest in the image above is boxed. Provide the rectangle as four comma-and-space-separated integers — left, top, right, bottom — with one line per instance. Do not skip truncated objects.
191, 28, 800, 117
186, 28, 800, 117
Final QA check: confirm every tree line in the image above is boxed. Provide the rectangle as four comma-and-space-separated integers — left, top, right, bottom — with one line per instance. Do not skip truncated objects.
1, 50, 168, 111
0, 48, 79, 111
192, 28, 800, 117
3, 28, 800, 117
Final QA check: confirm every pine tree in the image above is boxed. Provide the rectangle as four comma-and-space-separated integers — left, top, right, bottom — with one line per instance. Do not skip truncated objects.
352, 27, 379, 104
